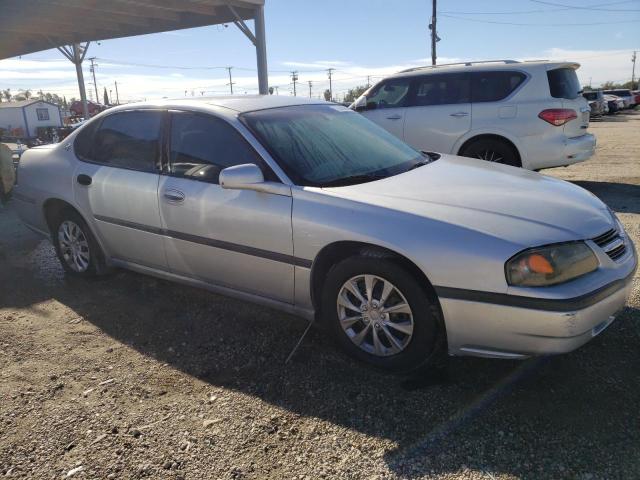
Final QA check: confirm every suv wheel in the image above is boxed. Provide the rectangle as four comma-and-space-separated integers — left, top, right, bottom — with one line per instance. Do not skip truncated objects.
321, 256, 443, 373
52, 209, 106, 277
460, 138, 521, 167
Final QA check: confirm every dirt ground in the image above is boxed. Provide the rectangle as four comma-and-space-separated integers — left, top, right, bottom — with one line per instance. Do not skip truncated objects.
1, 111, 639, 480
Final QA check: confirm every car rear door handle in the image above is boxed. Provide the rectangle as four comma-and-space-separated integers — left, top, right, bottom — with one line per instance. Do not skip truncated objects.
76, 174, 92, 186
450, 112, 469, 117
163, 189, 185, 202
385, 114, 402, 120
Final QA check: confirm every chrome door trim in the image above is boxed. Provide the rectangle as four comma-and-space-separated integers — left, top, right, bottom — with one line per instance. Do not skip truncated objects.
110, 258, 315, 321
94, 214, 312, 268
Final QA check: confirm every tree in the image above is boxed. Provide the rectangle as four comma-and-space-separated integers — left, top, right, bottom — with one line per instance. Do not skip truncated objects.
20, 89, 32, 99
344, 85, 368, 103
268, 86, 274, 95
323, 89, 331, 101
3, 89, 11, 102
103, 87, 109, 105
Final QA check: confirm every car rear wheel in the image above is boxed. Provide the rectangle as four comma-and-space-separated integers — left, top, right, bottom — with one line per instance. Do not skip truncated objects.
459, 138, 521, 167
321, 255, 443, 373
52, 210, 105, 277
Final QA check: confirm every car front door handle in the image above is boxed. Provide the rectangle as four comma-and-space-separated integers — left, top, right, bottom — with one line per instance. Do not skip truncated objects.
385, 114, 402, 120
76, 174, 92, 186
450, 112, 469, 117
163, 189, 185, 202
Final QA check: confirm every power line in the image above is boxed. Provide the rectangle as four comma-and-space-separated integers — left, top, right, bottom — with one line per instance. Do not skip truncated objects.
441, 0, 636, 15
529, 0, 640, 12
439, 13, 640, 26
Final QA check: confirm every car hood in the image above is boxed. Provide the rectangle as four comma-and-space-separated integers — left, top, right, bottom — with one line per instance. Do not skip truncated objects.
322, 154, 613, 248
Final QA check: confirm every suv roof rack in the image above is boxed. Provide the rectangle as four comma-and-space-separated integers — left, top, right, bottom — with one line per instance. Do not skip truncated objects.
399, 59, 520, 73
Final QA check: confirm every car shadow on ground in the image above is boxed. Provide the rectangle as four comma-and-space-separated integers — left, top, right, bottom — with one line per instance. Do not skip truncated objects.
571, 180, 640, 214
2, 203, 639, 479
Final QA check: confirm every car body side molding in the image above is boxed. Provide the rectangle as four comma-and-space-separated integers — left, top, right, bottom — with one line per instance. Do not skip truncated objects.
94, 214, 313, 268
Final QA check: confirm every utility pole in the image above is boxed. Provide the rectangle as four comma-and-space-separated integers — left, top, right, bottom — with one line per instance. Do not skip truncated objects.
327, 68, 335, 101
366, 75, 371, 88
88, 57, 99, 103
226, 67, 234, 94
308, 80, 313, 98
430, 0, 437, 65
274, 86, 279, 95
114, 81, 119, 104
632, 51, 637, 89
291, 71, 298, 96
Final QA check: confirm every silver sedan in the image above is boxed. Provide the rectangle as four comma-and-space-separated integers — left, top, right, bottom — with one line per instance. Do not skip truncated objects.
13, 96, 637, 372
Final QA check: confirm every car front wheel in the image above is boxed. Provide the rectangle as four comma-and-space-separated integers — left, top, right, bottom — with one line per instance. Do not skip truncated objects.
322, 255, 443, 372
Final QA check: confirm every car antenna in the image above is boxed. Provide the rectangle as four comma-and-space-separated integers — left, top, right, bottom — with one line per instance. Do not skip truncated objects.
284, 318, 315, 364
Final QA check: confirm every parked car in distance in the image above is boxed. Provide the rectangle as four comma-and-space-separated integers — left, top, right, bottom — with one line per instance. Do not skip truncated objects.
13, 97, 636, 372
582, 90, 608, 117
604, 94, 624, 114
351, 60, 595, 171
632, 90, 640, 106
69, 100, 107, 117
603, 89, 635, 109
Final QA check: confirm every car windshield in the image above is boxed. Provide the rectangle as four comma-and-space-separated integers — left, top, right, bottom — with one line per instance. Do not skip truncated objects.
241, 105, 426, 187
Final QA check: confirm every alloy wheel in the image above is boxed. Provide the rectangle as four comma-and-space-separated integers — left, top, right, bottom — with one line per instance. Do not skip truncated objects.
336, 274, 414, 357
476, 150, 503, 163
58, 220, 90, 273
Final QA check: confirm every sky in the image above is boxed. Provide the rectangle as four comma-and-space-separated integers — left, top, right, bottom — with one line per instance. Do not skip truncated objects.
1, 0, 639, 103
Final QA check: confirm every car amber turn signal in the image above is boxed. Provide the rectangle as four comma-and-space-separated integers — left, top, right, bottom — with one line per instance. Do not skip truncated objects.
506, 242, 598, 287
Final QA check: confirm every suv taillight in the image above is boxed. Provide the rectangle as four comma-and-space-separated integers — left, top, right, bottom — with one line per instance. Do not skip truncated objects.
538, 109, 577, 126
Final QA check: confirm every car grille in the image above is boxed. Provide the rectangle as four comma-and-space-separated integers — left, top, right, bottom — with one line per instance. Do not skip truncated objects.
592, 228, 627, 261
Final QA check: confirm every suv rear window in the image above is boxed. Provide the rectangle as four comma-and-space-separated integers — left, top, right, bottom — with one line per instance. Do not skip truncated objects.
547, 68, 581, 99
471, 71, 526, 103
583, 91, 598, 100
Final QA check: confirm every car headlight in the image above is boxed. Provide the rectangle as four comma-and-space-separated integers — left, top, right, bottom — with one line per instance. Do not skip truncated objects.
506, 242, 598, 287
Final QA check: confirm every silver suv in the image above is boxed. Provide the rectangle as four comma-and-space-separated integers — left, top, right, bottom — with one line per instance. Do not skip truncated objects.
352, 60, 595, 170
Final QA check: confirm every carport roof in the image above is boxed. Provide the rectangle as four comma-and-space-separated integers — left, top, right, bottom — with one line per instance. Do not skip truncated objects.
0, 0, 264, 59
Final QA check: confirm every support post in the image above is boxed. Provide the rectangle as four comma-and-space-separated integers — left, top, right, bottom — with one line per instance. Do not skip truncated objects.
73, 44, 89, 118
254, 5, 268, 95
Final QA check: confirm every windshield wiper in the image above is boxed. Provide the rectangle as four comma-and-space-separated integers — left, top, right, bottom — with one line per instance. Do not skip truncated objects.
407, 151, 440, 171
320, 173, 387, 188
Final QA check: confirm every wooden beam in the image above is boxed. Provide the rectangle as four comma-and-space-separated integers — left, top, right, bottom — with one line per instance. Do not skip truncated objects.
21, 0, 154, 28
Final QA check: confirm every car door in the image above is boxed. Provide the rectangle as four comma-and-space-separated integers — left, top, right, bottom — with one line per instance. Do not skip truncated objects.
73, 109, 167, 269
402, 73, 471, 154
158, 110, 294, 303
359, 77, 411, 140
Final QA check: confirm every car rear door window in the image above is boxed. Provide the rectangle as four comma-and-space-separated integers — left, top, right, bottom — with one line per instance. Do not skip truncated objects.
547, 68, 581, 100
471, 71, 526, 102
89, 110, 162, 172
409, 74, 470, 107
365, 78, 412, 109
169, 112, 269, 184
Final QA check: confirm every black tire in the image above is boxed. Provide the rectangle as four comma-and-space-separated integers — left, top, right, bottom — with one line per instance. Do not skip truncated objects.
459, 138, 521, 167
321, 255, 444, 373
51, 209, 106, 277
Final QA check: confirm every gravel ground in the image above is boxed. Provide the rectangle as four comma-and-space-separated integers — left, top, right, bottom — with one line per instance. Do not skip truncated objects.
1, 110, 639, 480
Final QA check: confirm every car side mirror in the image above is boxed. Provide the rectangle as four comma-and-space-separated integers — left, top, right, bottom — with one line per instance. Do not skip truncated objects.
220, 163, 264, 190
219, 163, 291, 196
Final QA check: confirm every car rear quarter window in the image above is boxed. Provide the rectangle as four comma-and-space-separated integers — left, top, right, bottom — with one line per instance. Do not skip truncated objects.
73, 119, 100, 160
547, 68, 581, 100
88, 110, 162, 172
471, 71, 526, 102
410, 73, 470, 106
169, 112, 275, 184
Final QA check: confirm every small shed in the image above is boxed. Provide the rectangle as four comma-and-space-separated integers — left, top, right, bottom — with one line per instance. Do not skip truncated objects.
0, 100, 63, 139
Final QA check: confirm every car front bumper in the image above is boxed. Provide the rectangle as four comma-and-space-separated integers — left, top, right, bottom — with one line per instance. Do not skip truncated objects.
438, 247, 636, 359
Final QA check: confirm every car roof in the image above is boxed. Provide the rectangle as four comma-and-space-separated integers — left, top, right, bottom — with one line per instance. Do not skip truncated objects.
386, 60, 580, 79
104, 95, 329, 115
